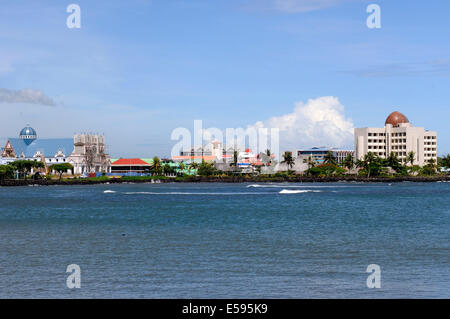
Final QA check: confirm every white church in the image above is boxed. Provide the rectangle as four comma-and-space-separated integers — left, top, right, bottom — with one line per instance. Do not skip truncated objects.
0, 125, 111, 175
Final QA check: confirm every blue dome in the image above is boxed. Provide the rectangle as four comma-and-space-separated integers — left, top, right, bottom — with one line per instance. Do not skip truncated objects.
19, 125, 37, 145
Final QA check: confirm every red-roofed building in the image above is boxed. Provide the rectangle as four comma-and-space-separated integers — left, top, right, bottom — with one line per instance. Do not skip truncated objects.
111, 158, 151, 173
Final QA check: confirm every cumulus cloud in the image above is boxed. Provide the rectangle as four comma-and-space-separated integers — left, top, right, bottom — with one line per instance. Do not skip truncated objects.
0, 88, 57, 106
249, 96, 354, 151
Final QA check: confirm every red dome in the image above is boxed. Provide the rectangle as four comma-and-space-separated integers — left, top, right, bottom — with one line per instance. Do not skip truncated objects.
385, 111, 409, 127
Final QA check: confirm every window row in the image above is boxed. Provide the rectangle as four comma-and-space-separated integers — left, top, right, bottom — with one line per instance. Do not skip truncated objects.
392, 139, 407, 143
392, 132, 407, 137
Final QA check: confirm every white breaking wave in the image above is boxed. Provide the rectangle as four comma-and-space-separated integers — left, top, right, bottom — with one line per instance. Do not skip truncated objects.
103, 190, 116, 193
248, 184, 346, 188
279, 189, 322, 194
123, 192, 267, 195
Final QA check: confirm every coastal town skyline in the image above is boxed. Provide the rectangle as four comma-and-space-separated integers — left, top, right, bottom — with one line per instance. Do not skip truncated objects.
1, 1, 450, 157
1, 1, 450, 303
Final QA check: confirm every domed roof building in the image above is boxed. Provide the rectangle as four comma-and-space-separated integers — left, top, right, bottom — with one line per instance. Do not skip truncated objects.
385, 111, 409, 127
1, 125, 111, 175
354, 111, 437, 167
19, 125, 37, 145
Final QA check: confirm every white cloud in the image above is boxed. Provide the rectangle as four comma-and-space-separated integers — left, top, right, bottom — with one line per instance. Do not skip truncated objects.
249, 96, 354, 150
0, 88, 57, 106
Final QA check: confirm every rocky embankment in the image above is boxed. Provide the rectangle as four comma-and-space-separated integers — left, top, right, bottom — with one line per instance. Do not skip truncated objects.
1, 175, 450, 186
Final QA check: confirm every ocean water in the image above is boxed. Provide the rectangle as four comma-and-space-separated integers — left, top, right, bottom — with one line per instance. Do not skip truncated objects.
0, 182, 449, 298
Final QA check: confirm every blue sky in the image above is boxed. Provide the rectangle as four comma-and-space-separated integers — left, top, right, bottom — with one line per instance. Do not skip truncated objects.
0, 0, 449, 157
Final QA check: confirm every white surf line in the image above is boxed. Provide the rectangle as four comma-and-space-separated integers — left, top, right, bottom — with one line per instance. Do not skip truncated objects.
279, 189, 323, 194
247, 184, 359, 188
122, 191, 268, 195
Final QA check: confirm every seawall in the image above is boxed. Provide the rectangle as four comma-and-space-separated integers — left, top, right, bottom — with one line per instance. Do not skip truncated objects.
1, 175, 450, 187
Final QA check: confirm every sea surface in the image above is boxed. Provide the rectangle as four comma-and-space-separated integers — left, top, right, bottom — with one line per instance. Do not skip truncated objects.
0, 182, 449, 298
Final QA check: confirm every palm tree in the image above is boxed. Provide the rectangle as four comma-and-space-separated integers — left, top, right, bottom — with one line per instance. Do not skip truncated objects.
323, 151, 337, 165
264, 149, 272, 165
441, 154, 450, 171
387, 152, 402, 172
407, 151, 415, 166
189, 162, 199, 170
428, 158, 436, 168
355, 159, 365, 170
281, 151, 295, 171
151, 156, 161, 175
343, 153, 354, 172
303, 156, 316, 169
363, 152, 376, 177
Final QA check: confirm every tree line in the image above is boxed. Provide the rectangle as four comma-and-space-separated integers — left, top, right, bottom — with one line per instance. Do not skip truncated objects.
0, 160, 74, 181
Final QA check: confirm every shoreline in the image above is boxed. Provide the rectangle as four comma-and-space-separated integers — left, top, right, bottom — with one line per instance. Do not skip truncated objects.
1, 175, 450, 186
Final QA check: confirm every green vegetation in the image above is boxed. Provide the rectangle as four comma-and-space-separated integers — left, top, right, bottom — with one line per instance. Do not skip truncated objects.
407, 151, 415, 166
306, 163, 346, 177
9, 160, 44, 179
1, 152, 449, 186
438, 154, 450, 171
189, 162, 199, 170
197, 160, 218, 176
323, 151, 337, 165
163, 163, 175, 175
0, 164, 14, 181
49, 163, 74, 180
281, 151, 294, 170
342, 153, 354, 171
150, 156, 162, 175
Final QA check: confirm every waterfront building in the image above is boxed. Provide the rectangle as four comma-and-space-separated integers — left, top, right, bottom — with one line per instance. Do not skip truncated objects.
0, 126, 111, 175
111, 158, 151, 174
296, 147, 354, 165
1, 125, 74, 168
354, 111, 437, 165
68, 133, 111, 174
173, 141, 238, 163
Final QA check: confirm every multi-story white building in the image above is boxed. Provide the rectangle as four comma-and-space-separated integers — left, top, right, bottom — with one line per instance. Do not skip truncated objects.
354, 111, 437, 166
